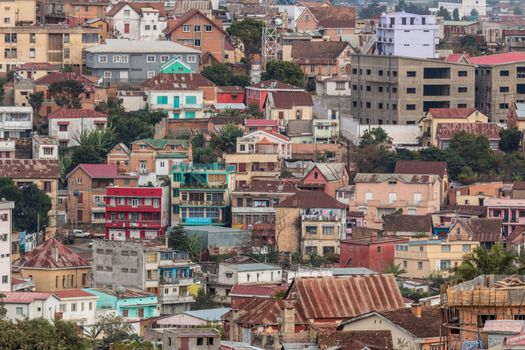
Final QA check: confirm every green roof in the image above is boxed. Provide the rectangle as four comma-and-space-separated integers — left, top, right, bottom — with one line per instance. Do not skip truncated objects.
133, 138, 190, 149
157, 152, 189, 159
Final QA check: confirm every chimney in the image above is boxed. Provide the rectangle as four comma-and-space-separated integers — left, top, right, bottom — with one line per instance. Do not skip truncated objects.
51, 245, 59, 261
370, 233, 378, 243
281, 303, 295, 335
410, 303, 422, 318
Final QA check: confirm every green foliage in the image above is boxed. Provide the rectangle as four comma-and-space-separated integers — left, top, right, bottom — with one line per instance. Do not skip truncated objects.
191, 134, 218, 164
354, 127, 396, 173
27, 92, 44, 116
436, 6, 451, 20
95, 96, 125, 116
86, 314, 134, 348
227, 19, 263, 72
262, 61, 305, 88
470, 8, 479, 17
0, 73, 14, 106
191, 289, 219, 310
49, 80, 86, 109
167, 226, 202, 262
202, 63, 251, 86
514, 6, 523, 15
400, 287, 427, 303
358, 127, 392, 148
395, 0, 430, 14
499, 128, 522, 153
358, 0, 386, 18
246, 103, 261, 118
385, 263, 407, 277
452, 8, 460, 21
440, 35, 486, 56
210, 123, 244, 154
109, 108, 166, 146
68, 128, 115, 172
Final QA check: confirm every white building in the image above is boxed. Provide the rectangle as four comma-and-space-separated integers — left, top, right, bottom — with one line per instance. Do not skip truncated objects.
438, 0, 486, 17
107, 2, 167, 41
217, 263, 282, 286
0, 106, 33, 139
3, 292, 59, 321
235, 130, 292, 159
53, 289, 98, 329
0, 201, 14, 292
32, 135, 59, 160
0, 140, 16, 159
377, 12, 439, 59
47, 109, 107, 148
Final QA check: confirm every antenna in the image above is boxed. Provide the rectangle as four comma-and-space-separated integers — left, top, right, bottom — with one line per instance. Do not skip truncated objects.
261, 0, 281, 71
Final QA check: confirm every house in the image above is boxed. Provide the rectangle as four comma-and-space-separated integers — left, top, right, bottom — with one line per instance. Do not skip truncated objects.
0, 107, 33, 139
2, 292, 59, 321
33, 72, 107, 117
106, 143, 131, 174
338, 305, 446, 350
16, 238, 91, 292
289, 41, 352, 79
317, 330, 393, 349
438, 0, 486, 17
0, 160, 60, 234
142, 73, 215, 119
171, 0, 213, 17
244, 119, 279, 133
32, 135, 59, 160
106, 1, 167, 41
84, 39, 201, 85
171, 163, 235, 226
339, 234, 409, 272
162, 328, 220, 350
382, 214, 433, 237
245, 80, 302, 112
301, 162, 348, 198
229, 285, 287, 308
0, 201, 14, 293
66, 164, 138, 226
295, 6, 356, 41
275, 190, 347, 257
447, 217, 503, 248
16, 62, 59, 80
315, 75, 352, 96
164, 9, 228, 63
48, 109, 107, 148
63, 0, 110, 22
443, 20, 479, 39
217, 86, 245, 104
231, 180, 298, 247
0, 0, 36, 27
350, 173, 442, 229
264, 91, 313, 132
53, 289, 98, 328
160, 57, 194, 74
448, 181, 503, 206
436, 123, 501, 150
486, 198, 525, 236
153, 308, 230, 328
84, 287, 160, 320
393, 160, 449, 205
224, 130, 292, 187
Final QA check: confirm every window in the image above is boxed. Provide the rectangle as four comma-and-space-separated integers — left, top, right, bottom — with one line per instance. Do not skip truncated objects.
145, 24, 150, 30
124, 23, 130, 33
185, 95, 197, 104
187, 55, 196, 63
146, 55, 155, 63
205, 25, 212, 32
4, 48, 16, 58
113, 55, 121, 63
407, 71, 416, 77
365, 191, 373, 202
406, 87, 416, 94
500, 86, 509, 93
1, 275, 7, 284
15, 307, 23, 316
414, 192, 422, 204
500, 70, 510, 77
104, 71, 112, 79
463, 244, 471, 252
44, 181, 51, 193
197, 338, 204, 346
183, 25, 190, 32
121, 55, 128, 63
322, 226, 335, 235
194, 25, 201, 32
71, 303, 77, 311
194, 39, 201, 47
3, 17, 9, 24
160, 55, 169, 62
59, 124, 68, 132
156, 95, 168, 105
29, 33, 36, 43
442, 245, 450, 253
29, 48, 35, 58
99, 55, 107, 63
458, 70, 468, 77
336, 82, 345, 90
418, 261, 423, 270
63, 34, 70, 43
63, 48, 70, 59
406, 104, 416, 110
124, 9, 130, 16
500, 103, 509, 109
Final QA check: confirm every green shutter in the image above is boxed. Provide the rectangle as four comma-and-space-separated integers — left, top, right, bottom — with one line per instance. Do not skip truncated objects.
184, 111, 196, 119
185, 96, 197, 105
156, 96, 167, 104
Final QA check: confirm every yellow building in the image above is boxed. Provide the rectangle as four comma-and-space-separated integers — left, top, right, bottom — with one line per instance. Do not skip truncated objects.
16, 238, 91, 292
0, 24, 101, 72
0, 0, 36, 27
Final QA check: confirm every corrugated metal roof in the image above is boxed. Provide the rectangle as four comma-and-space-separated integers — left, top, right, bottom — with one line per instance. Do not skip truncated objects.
182, 307, 230, 321
483, 320, 525, 334
353, 173, 438, 184
17, 238, 89, 269
2, 292, 53, 304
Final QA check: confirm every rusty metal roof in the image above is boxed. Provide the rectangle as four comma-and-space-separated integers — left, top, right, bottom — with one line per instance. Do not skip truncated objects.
285, 276, 404, 320
17, 238, 90, 269
234, 298, 308, 326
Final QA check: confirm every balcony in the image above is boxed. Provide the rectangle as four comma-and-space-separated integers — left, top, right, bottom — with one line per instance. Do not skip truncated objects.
301, 214, 341, 222
180, 183, 227, 190
182, 200, 226, 207
173, 163, 235, 173
158, 294, 195, 304
105, 219, 161, 229
159, 277, 196, 285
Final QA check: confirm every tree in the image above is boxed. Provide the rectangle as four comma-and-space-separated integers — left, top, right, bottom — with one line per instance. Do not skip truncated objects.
27, 92, 44, 116
109, 108, 166, 146
191, 134, 218, 164
201, 63, 251, 87
210, 123, 243, 154
436, 6, 451, 20
185, 234, 202, 262
16, 183, 52, 232
514, 6, 523, 15
227, 19, 264, 74
69, 128, 115, 171
385, 263, 407, 278
452, 8, 460, 21
358, 127, 392, 148
358, 0, 386, 18
470, 8, 479, 17
499, 127, 522, 153
449, 132, 495, 174
49, 80, 85, 109
96, 96, 125, 115
458, 35, 485, 56
262, 61, 305, 88
246, 102, 261, 118
168, 225, 188, 251
191, 289, 219, 310
87, 314, 134, 348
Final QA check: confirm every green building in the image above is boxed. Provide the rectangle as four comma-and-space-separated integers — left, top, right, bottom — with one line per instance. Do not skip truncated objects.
160, 58, 193, 74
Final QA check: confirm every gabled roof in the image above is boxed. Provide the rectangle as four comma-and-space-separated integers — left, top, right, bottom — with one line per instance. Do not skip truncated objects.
68, 163, 118, 179
394, 160, 447, 178
317, 330, 393, 349
0, 160, 59, 180
17, 238, 90, 269
171, 0, 211, 15
234, 179, 298, 193
445, 53, 471, 63
276, 190, 347, 209
308, 6, 355, 28
285, 276, 405, 320
234, 298, 308, 326
383, 214, 432, 233
450, 218, 503, 243
164, 9, 225, 35
131, 138, 190, 150
304, 163, 347, 182
106, 1, 166, 17
109, 143, 131, 155
354, 173, 439, 184
436, 123, 501, 140
48, 108, 107, 119
248, 80, 301, 90
54, 289, 97, 299
469, 52, 525, 66
2, 292, 54, 304
18, 62, 58, 71
142, 73, 214, 90
182, 307, 230, 321
160, 57, 193, 72
241, 129, 291, 143
291, 41, 349, 63
86, 39, 200, 54
427, 107, 478, 118
245, 119, 278, 127
34, 72, 95, 85
269, 91, 313, 109
229, 284, 287, 298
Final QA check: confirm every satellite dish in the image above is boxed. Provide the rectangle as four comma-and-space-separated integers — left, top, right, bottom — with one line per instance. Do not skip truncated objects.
275, 18, 282, 26
116, 286, 127, 294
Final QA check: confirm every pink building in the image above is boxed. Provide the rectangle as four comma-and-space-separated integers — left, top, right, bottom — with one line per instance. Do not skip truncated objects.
486, 198, 525, 236
350, 173, 442, 229
301, 163, 349, 198
105, 186, 170, 240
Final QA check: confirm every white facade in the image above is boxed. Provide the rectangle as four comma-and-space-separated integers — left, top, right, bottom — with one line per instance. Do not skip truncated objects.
0, 201, 14, 292
0, 140, 15, 158
146, 89, 204, 119
438, 0, 486, 17
0, 107, 33, 139
48, 116, 107, 147
217, 263, 282, 285
235, 130, 292, 159
4, 293, 59, 321
377, 12, 439, 59
55, 294, 98, 328
110, 4, 167, 41
32, 135, 59, 160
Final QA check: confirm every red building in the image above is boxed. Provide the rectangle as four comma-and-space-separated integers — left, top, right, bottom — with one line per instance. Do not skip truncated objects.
339, 235, 408, 272
244, 119, 279, 133
245, 80, 302, 112
105, 186, 170, 240
217, 86, 245, 104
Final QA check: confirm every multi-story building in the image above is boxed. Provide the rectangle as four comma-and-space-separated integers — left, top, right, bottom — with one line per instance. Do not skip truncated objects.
84, 39, 200, 85
84, 287, 160, 320
301, 163, 348, 198
0, 0, 37, 27
264, 91, 313, 132
105, 186, 170, 240
162, 328, 221, 350
171, 163, 235, 226
0, 24, 102, 73
32, 135, 59, 160
245, 80, 302, 112
224, 130, 292, 187
66, 164, 138, 226
351, 54, 475, 125
471, 52, 525, 123
129, 138, 191, 177
275, 190, 347, 257
53, 289, 98, 328
438, 0, 486, 17
231, 180, 298, 246
376, 12, 439, 59
295, 6, 356, 41
0, 160, 60, 233
350, 173, 441, 229
0, 201, 14, 292
288, 41, 352, 79
0, 107, 33, 139
2, 292, 58, 321
48, 109, 107, 148
91, 240, 200, 314
486, 197, 525, 236
106, 1, 167, 41
63, 0, 110, 22
164, 9, 228, 63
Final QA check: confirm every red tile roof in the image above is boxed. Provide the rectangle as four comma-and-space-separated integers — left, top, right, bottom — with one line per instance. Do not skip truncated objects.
218, 86, 244, 93
428, 108, 477, 118
286, 276, 405, 321
436, 122, 501, 140
107, 1, 166, 17
54, 289, 97, 299
0, 159, 60, 180
164, 9, 225, 35
17, 238, 89, 269
245, 119, 279, 127
277, 190, 347, 209
394, 160, 448, 178
445, 53, 470, 63
229, 284, 287, 297
18, 62, 59, 71
34, 72, 95, 85
377, 306, 443, 339
142, 73, 214, 90
234, 179, 298, 193
469, 52, 525, 65
270, 91, 313, 109
2, 292, 53, 304
309, 6, 356, 28
71, 163, 118, 179
48, 108, 107, 119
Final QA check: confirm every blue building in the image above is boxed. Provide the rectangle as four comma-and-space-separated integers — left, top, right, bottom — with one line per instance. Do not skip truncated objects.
83, 287, 159, 319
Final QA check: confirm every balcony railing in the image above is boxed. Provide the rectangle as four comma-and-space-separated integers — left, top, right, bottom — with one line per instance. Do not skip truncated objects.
158, 294, 195, 304
182, 200, 226, 207
301, 214, 341, 222
173, 163, 235, 173
159, 277, 195, 285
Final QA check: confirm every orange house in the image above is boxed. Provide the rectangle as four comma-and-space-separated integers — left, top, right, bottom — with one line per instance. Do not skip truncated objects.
295, 6, 356, 41
63, 0, 111, 22
164, 9, 228, 63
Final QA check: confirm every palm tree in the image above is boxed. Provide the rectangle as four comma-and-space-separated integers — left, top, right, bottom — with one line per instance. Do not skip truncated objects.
385, 263, 407, 278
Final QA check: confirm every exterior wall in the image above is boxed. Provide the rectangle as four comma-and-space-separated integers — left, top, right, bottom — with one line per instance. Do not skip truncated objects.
486, 198, 525, 236
300, 210, 346, 257
0, 0, 36, 27
295, 8, 319, 33
224, 152, 281, 187
275, 207, 301, 253
0, 202, 14, 292
438, 0, 486, 17
339, 238, 407, 272
164, 334, 220, 350
265, 105, 313, 125
106, 146, 130, 174
303, 167, 346, 198
217, 91, 245, 104
116, 296, 159, 318
146, 89, 204, 119
5, 297, 58, 322
32, 143, 59, 160
56, 296, 97, 327
0, 107, 33, 139
424, 111, 488, 146
20, 267, 90, 292
37, 84, 108, 118
217, 264, 282, 285
48, 117, 107, 147
63, 3, 107, 21
110, 4, 140, 39
351, 55, 475, 125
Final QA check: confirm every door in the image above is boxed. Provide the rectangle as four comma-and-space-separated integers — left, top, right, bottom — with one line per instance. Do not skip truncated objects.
181, 337, 189, 350
124, 23, 130, 34
120, 71, 128, 81
138, 308, 144, 318
173, 96, 180, 108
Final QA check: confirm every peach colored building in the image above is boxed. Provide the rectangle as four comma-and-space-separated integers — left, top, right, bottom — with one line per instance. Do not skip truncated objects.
350, 173, 442, 229
448, 182, 503, 206
128, 138, 192, 177
289, 41, 352, 79
63, 0, 110, 21
301, 163, 348, 198
295, 6, 355, 41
